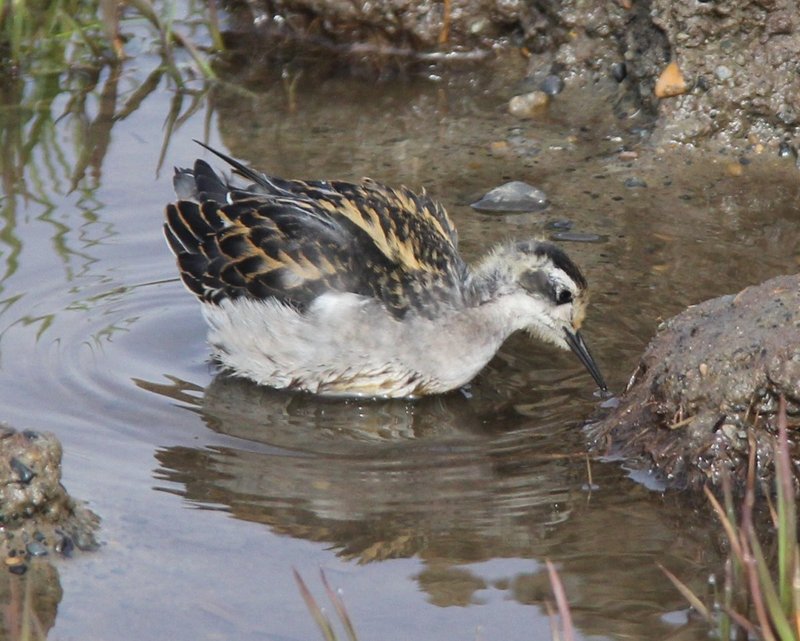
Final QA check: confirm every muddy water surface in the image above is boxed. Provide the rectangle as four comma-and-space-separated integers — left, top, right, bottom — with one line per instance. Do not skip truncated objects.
1, 51, 799, 640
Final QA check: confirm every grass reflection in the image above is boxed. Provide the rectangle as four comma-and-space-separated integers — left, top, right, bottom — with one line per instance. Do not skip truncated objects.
0, 0, 218, 352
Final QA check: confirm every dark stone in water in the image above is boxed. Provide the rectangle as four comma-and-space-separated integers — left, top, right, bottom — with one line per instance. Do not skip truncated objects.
778, 141, 797, 159
56, 533, 75, 558
470, 181, 549, 213
26, 541, 48, 557
8, 562, 27, 576
540, 74, 564, 96
600, 396, 620, 409
623, 177, 648, 188
611, 62, 627, 82
550, 231, 607, 243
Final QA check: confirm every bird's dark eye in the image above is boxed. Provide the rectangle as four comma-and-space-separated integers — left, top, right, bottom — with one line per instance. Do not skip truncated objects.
556, 290, 573, 305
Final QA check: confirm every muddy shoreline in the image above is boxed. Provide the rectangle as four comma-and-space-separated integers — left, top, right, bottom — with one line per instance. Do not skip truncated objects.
227, 0, 800, 151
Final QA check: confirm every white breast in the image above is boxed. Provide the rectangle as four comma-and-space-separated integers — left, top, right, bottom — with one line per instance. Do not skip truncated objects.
201, 292, 504, 398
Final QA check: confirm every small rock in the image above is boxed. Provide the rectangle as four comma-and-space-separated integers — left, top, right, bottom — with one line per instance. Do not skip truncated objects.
540, 75, 564, 96
624, 177, 648, 188
550, 231, 606, 243
714, 65, 732, 81
26, 541, 48, 557
56, 533, 75, 557
546, 219, 573, 230
765, 11, 793, 35
719, 424, 739, 442
10, 457, 35, 484
655, 61, 688, 98
778, 142, 797, 159
725, 162, 743, 177
489, 140, 510, 156
600, 396, 621, 410
611, 62, 627, 83
508, 91, 549, 118
471, 181, 549, 213
699, 363, 708, 377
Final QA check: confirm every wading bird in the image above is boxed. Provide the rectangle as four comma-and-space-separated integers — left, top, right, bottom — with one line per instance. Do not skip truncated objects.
164, 142, 606, 398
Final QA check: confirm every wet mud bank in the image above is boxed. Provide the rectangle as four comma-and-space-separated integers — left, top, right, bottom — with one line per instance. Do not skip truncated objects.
588, 274, 800, 491
230, 0, 800, 149
0, 427, 99, 575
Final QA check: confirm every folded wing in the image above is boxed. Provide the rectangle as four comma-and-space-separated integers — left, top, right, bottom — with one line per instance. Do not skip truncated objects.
164, 147, 467, 318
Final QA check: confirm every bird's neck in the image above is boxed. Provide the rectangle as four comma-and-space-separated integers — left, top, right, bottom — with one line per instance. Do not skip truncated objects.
463, 256, 513, 307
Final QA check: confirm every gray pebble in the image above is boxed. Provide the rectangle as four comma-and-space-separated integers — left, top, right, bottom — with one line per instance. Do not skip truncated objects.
540, 75, 564, 96
778, 142, 797, 159
600, 396, 620, 409
26, 541, 48, 557
471, 181, 549, 213
10, 458, 34, 484
624, 177, 648, 188
611, 62, 627, 82
550, 231, 607, 243
715, 65, 732, 81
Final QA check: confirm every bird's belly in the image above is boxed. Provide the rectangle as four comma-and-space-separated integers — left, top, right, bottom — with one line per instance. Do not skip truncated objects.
200, 295, 489, 399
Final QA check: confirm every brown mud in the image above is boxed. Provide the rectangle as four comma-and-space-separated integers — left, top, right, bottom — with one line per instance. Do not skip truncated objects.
588, 274, 800, 490
228, 0, 800, 149
0, 428, 99, 574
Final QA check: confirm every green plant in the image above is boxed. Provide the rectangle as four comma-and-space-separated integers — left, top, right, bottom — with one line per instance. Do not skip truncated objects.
663, 396, 800, 640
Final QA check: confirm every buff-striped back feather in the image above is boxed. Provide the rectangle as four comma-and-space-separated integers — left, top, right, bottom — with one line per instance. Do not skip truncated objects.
164, 144, 468, 318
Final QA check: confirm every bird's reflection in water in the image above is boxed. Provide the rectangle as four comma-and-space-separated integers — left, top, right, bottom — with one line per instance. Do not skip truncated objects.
139, 374, 720, 639
141, 373, 586, 558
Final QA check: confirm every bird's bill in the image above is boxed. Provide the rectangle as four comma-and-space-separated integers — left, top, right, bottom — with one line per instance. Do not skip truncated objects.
564, 328, 607, 392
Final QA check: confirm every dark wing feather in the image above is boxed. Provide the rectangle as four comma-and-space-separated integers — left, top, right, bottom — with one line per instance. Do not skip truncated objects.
164, 145, 467, 318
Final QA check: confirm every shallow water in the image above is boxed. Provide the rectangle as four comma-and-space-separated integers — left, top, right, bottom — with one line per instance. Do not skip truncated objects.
1, 36, 799, 641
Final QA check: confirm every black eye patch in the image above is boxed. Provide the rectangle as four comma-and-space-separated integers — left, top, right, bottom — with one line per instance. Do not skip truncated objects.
520, 270, 574, 305
519, 269, 557, 301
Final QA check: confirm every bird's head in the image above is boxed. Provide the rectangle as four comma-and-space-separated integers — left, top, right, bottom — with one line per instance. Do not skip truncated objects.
473, 240, 607, 391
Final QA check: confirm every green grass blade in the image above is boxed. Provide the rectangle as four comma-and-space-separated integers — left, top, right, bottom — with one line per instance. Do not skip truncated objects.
750, 535, 795, 640
775, 396, 797, 615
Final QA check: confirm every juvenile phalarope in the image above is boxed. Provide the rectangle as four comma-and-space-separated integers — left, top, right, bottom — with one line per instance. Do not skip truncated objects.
165, 142, 606, 398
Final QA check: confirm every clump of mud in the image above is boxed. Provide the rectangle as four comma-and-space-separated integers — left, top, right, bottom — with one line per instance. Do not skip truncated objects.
0, 428, 99, 574
588, 273, 800, 490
